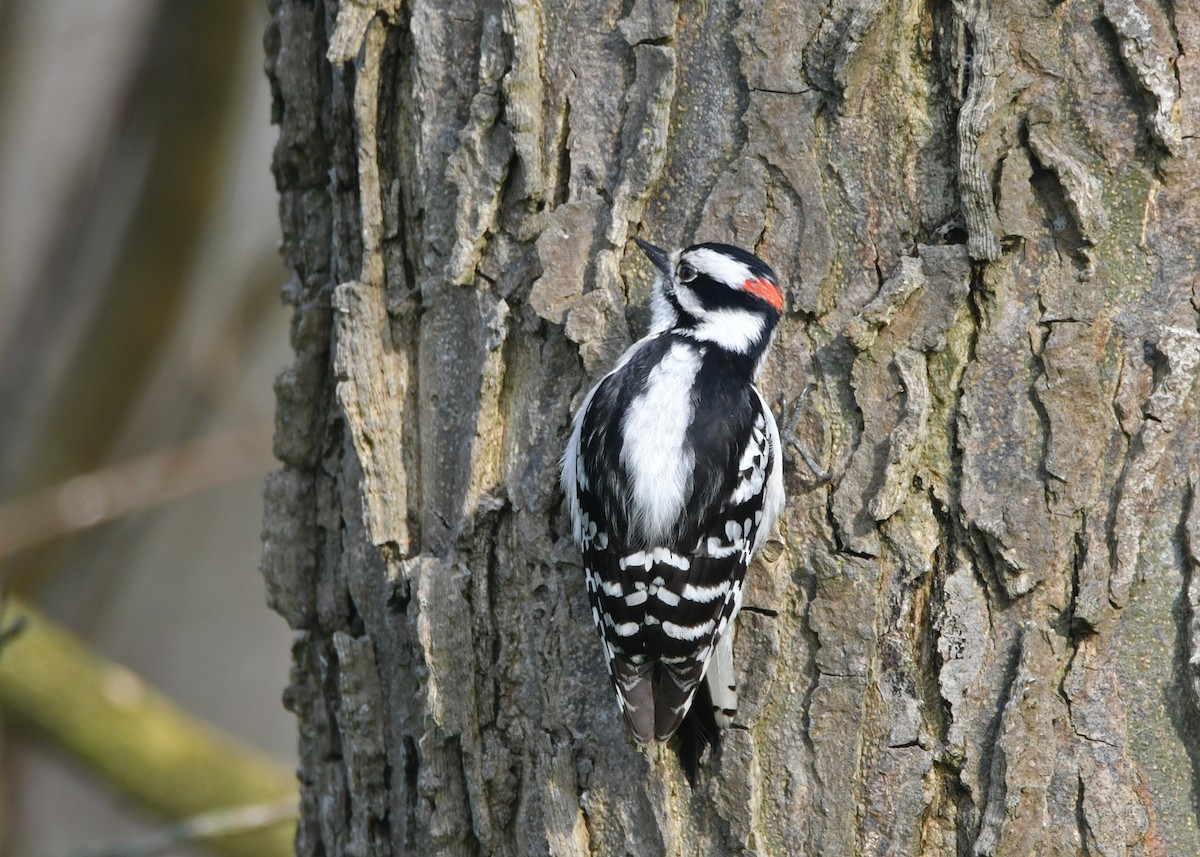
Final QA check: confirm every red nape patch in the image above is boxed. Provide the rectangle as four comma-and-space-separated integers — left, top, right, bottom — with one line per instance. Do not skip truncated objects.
741, 278, 784, 312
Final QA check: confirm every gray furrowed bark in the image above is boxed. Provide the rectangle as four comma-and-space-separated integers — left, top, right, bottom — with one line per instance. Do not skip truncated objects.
264, 0, 1200, 854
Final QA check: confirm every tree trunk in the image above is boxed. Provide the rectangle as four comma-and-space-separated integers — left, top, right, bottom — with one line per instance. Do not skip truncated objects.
262, 0, 1200, 854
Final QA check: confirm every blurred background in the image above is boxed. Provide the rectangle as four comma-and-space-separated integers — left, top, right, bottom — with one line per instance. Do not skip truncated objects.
0, 1, 296, 854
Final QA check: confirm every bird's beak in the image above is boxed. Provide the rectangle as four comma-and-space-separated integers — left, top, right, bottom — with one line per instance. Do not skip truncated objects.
634, 238, 673, 278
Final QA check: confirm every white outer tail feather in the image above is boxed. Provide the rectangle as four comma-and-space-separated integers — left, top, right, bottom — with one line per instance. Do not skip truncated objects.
707, 629, 738, 728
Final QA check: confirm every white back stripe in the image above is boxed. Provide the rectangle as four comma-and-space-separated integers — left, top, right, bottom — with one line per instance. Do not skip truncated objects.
620, 342, 700, 543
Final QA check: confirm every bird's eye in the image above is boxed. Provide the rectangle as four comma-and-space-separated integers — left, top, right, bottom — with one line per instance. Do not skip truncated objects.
677, 262, 697, 283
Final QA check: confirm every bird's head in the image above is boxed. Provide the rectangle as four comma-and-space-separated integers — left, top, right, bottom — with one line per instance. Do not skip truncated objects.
635, 238, 783, 362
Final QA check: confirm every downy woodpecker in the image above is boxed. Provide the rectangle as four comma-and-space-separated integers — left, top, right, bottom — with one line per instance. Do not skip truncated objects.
562, 238, 785, 776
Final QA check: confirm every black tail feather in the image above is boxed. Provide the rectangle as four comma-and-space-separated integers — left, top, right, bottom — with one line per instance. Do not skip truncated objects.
671, 679, 721, 786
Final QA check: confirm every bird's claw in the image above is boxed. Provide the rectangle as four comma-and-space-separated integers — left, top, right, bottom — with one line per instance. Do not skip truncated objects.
780, 383, 831, 484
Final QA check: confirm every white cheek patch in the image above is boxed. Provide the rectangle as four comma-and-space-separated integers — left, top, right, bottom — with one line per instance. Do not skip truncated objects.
687, 308, 766, 354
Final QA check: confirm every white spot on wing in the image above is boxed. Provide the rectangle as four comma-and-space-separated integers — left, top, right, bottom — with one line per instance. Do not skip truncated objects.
738, 422, 763, 470
619, 551, 650, 571
730, 431, 768, 505
705, 537, 741, 559
681, 581, 729, 603
619, 673, 642, 691
655, 588, 681, 607
651, 546, 690, 570
663, 619, 715, 641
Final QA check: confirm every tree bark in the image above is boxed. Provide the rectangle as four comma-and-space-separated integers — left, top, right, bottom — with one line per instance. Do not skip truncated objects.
263, 0, 1200, 854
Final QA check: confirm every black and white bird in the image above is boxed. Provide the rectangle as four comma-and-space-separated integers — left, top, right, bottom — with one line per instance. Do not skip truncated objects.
561, 238, 785, 771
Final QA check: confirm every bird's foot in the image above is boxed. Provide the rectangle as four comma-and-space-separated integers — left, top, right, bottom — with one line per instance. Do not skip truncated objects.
779, 383, 831, 484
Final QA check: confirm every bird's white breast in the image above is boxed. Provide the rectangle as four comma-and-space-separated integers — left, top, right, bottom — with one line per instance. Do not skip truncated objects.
619, 341, 701, 543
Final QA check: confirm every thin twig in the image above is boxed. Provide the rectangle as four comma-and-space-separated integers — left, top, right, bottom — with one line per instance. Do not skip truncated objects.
0, 582, 27, 652
53, 796, 299, 857
0, 425, 275, 559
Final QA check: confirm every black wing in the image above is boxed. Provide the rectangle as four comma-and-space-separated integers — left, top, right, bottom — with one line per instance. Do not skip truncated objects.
576, 361, 775, 741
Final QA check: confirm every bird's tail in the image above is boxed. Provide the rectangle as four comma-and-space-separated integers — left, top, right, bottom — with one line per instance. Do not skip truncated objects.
672, 679, 721, 786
